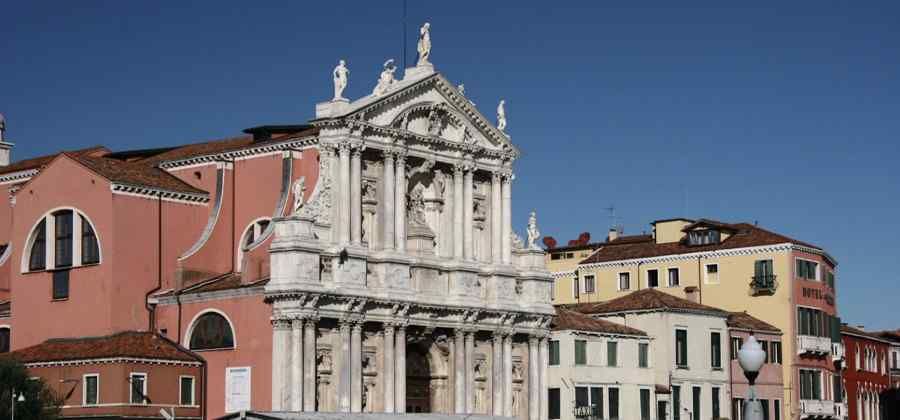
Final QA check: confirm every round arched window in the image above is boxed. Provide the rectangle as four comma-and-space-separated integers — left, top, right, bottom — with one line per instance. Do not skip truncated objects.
188, 312, 235, 350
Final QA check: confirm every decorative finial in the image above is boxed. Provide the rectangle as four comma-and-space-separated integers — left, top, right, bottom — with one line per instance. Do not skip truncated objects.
496, 99, 507, 132
372, 59, 397, 96
417, 22, 432, 66
457, 84, 465, 96
332, 60, 349, 101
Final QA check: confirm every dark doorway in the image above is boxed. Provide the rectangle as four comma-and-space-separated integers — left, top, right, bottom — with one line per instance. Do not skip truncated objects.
406, 345, 432, 413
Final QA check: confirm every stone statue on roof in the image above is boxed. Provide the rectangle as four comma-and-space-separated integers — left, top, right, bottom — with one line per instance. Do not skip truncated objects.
292, 176, 306, 215
497, 99, 507, 132
333, 60, 349, 101
417, 22, 432, 66
372, 59, 397, 96
526, 211, 540, 250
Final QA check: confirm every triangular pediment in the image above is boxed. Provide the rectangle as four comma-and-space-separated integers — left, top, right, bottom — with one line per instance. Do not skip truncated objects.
328, 71, 517, 156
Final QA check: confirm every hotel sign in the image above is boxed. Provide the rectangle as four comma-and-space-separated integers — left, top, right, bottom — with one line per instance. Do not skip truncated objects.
802, 287, 835, 306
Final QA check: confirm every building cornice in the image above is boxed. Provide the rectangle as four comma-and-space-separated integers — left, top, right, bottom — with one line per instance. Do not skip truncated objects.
578, 243, 836, 271
0, 169, 38, 185
110, 183, 210, 205
23, 356, 203, 368
158, 136, 318, 170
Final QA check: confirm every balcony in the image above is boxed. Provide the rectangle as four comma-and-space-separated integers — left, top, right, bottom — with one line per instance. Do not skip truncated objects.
797, 335, 831, 356
831, 342, 845, 363
799, 399, 834, 418
750, 274, 777, 295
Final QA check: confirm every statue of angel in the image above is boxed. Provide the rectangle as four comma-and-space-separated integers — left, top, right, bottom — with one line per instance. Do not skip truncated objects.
497, 99, 507, 131
526, 211, 540, 250
417, 22, 431, 66
332, 60, 349, 100
292, 176, 306, 214
372, 59, 397, 96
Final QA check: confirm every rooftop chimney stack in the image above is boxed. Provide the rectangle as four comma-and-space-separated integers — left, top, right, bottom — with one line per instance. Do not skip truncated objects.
607, 227, 619, 242
0, 113, 12, 167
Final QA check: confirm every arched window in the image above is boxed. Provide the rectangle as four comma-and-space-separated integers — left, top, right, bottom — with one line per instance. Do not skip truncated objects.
188, 312, 235, 351
25, 208, 101, 272
237, 218, 271, 271
0, 327, 10, 353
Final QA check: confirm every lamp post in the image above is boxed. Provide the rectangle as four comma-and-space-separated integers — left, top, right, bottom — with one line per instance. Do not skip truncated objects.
10, 390, 25, 420
738, 335, 766, 420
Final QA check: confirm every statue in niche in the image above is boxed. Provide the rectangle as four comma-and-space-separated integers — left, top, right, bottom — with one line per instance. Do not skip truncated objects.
473, 357, 487, 379
333, 59, 349, 101
372, 59, 397, 96
317, 348, 333, 372
433, 170, 447, 200
473, 200, 486, 221
497, 99, 507, 132
362, 179, 377, 202
511, 390, 520, 416
408, 185, 428, 227
526, 211, 540, 250
427, 109, 442, 136
417, 22, 431, 66
292, 176, 306, 214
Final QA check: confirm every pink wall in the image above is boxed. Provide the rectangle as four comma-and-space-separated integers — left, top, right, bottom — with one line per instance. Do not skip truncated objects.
791, 250, 838, 401
155, 294, 272, 419
729, 330, 785, 404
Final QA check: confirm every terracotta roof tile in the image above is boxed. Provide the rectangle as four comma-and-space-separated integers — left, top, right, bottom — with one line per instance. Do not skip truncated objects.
580, 220, 823, 265
567, 288, 728, 316
727, 311, 781, 333
70, 154, 207, 195
0, 146, 109, 177
5, 331, 202, 364
553, 308, 647, 336
841, 325, 894, 343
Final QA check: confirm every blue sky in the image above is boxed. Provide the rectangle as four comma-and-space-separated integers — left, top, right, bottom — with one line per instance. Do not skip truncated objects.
3, 2, 899, 329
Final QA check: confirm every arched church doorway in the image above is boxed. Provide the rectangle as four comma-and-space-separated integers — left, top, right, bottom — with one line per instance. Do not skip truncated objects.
406, 344, 432, 413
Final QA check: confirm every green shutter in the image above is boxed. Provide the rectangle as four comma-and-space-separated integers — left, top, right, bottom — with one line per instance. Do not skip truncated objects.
575, 340, 586, 365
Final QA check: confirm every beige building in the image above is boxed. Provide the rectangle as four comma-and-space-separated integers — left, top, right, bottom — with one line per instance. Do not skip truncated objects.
550, 218, 841, 419
548, 308, 654, 420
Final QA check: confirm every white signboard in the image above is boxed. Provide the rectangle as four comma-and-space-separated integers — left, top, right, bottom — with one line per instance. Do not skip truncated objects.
225, 367, 252, 413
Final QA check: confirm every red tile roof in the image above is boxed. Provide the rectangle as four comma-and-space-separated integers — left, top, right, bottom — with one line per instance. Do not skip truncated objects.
580, 220, 823, 265
5, 331, 203, 364
70, 154, 206, 195
727, 311, 781, 333
0, 146, 109, 176
566, 288, 728, 316
553, 307, 647, 336
841, 325, 894, 344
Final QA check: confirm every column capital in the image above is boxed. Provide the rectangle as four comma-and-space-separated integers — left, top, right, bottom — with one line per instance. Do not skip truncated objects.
351, 145, 365, 158
291, 318, 305, 329
337, 141, 353, 153
351, 322, 364, 333
272, 318, 293, 330
528, 335, 540, 345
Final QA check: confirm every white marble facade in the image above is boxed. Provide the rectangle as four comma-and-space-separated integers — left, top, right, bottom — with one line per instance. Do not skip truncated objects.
265, 55, 554, 420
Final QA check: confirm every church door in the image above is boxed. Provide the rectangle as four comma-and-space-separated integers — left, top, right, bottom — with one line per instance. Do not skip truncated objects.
406, 345, 432, 413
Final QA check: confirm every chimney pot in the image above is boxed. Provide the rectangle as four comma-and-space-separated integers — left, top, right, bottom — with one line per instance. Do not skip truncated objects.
607, 228, 619, 242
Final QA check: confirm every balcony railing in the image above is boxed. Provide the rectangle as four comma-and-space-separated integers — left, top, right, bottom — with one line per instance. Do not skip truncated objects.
797, 335, 831, 356
799, 399, 834, 418
750, 274, 777, 295
831, 342, 845, 363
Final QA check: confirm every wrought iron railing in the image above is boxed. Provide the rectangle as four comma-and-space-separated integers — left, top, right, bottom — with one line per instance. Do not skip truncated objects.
750, 274, 777, 295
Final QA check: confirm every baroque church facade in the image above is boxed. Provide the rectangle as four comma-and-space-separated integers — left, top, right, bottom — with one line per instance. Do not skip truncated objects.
266, 28, 555, 416
0, 23, 553, 420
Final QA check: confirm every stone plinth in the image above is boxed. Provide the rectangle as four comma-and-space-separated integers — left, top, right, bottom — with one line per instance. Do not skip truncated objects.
406, 224, 436, 256
512, 248, 546, 269
403, 63, 435, 81
268, 216, 323, 290
315, 99, 350, 118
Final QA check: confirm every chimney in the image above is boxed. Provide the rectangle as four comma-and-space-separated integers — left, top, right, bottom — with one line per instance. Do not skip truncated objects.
0, 113, 12, 167
684, 286, 700, 303
607, 227, 619, 242
857, 325, 866, 331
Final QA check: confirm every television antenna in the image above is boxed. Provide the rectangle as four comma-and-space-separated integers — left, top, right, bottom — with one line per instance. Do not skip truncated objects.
604, 205, 623, 234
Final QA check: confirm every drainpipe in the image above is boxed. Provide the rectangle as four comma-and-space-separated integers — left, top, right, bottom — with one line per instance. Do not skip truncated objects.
697, 256, 703, 304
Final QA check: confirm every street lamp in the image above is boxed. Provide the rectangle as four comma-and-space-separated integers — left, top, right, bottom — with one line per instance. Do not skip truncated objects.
10, 390, 25, 420
738, 335, 766, 420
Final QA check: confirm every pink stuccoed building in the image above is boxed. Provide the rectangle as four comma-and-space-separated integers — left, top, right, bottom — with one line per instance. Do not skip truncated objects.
0, 45, 555, 419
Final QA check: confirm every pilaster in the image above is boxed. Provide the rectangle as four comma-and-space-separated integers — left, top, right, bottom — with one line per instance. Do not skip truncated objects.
394, 152, 407, 252
463, 167, 474, 261
528, 336, 540, 420
453, 164, 464, 259
382, 151, 396, 250
303, 317, 318, 411
491, 172, 502, 264
291, 318, 304, 411
382, 324, 396, 413
394, 324, 407, 413
350, 146, 363, 244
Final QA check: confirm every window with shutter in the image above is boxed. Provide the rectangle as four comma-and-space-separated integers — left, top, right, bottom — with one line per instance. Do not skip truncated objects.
574, 340, 587, 365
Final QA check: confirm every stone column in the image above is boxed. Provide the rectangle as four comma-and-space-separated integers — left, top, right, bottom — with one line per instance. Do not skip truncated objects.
491, 173, 502, 264
463, 168, 474, 261
303, 319, 317, 411
271, 319, 291, 411
383, 325, 396, 413
291, 318, 304, 411
503, 334, 513, 417
539, 337, 549, 420
453, 165, 464, 259
382, 152, 396, 250
492, 333, 504, 415
501, 173, 512, 264
465, 331, 476, 412
350, 147, 362, 245
351, 323, 363, 412
395, 326, 407, 413
454, 330, 466, 413
528, 337, 540, 420
338, 322, 352, 412
338, 144, 351, 245
395, 154, 407, 252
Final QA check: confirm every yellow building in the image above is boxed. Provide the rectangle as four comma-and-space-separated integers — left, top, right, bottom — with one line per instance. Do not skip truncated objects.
549, 218, 842, 420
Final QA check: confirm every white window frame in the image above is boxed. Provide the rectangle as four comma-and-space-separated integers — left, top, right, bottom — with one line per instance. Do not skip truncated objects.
638, 340, 651, 368
184, 308, 238, 350
617, 271, 631, 291
129, 372, 148, 405
704, 263, 720, 284
20, 207, 103, 273
675, 327, 689, 368
236, 217, 272, 271
179, 375, 196, 406
645, 268, 660, 288
583, 275, 596, 294
795, 257, 820, 281
82, 373, 100, 406
667, 267, 680, 287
